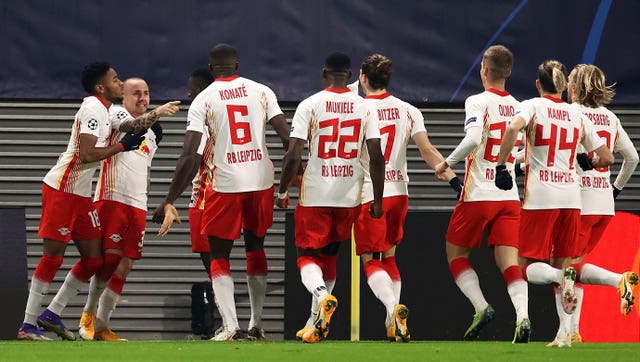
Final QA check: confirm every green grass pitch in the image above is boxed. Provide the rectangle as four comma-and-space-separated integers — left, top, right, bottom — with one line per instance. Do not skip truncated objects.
1, 340, 639, 362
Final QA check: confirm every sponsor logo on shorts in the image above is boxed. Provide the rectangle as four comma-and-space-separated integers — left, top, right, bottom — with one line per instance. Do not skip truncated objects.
109, 234, 122, 243
58, 227, 70, 236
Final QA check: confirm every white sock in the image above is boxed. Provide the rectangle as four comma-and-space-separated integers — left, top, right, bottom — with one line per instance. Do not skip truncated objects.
524, 262, 563, 285
304, 279, 335, 327
300, 263, 329, 301
84, 276, 108, 314
554, 288, 572, 336
367, 270, 396, 321
212, 274, 239, 332
391, 280, 401, 305
507, 279, 529, 324
95, 288, 120, 331
48, 272, 84, 315
247, 274, 266, 329
455, 269, 489, 313
577, 264, 621, 287
23, 278, 49, 325
325, 280, 336, 294
571, 285, 584, 335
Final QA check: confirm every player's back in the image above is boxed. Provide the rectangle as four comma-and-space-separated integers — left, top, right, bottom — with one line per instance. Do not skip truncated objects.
572, 103, 619, 215
520, 96, 584, 209
188, 76, 282, 193
359, 93, 422, 202
462, 89, 520, 202
291, 88, 370, 207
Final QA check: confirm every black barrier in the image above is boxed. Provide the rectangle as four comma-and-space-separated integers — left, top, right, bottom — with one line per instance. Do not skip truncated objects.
284, 211, 559, 341
0, 208, 28, 340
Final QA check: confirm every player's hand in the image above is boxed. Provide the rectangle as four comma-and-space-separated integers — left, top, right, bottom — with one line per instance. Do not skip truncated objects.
576, 153, 594, 171
158, 203, 181, 236
155, 101, 181, 117
119, 129, 146, 151
275, 191, 290, 208
434, 161, 450, 180
514, 163, 525, 178
613, 186, 621, 200
494, 165, 513, 190
449, 176, 463, 199
369, 201, 383, 219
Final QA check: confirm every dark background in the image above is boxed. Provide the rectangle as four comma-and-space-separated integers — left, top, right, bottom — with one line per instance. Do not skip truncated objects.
1, 0, 638, 104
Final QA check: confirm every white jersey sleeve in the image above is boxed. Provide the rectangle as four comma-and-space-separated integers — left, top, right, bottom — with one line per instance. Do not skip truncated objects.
613, 119, 639, 190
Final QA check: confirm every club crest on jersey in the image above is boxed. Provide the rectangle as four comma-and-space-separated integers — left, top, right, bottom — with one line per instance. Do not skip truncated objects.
58, 227, 70, 236
138, 140, 151, 155
116, 111, 128, 120
87, 118, 99, 130
465, 117, 477, 126
109, 234, 122, 243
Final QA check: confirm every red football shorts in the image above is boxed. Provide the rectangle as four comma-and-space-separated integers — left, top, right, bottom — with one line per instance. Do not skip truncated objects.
38, 183, 101, 242
202, 186, 274, 240
353, 196, 408, 255
294, 205, 359, 250
576, 214, 613, 257
519, 208, 580, 260
95, 200, 146, 259
446, 200, 520, 248
189, 207, 209, 253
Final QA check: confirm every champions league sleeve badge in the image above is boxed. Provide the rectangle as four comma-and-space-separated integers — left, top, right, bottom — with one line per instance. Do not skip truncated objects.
88, 118, 99, 130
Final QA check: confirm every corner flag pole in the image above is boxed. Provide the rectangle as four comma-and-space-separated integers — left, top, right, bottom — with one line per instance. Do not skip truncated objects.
350, 226, 360, 341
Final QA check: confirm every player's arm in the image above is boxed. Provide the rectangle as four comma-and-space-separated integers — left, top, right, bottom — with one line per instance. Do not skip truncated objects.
276, 137, 305, 208
119, 101, 181, 133
269, 114, 290, 150
151, 130, 202, 232
366, 138, 385, 218
78, 131, 144, 163
497, 116, 525, 166
612, 126, 639, 195
414, 131, 456, 181
578, 123, 614, 169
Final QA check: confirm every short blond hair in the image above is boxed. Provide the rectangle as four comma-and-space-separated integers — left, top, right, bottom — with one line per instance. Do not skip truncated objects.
571, 64, 615, 107
483, 45, 513, 80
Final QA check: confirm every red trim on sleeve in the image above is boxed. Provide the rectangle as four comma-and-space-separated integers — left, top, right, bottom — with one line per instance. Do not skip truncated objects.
486, 88, 510, 97
365, 92, 392, 99
542, 95, 564, 103
324, 87, 351, 94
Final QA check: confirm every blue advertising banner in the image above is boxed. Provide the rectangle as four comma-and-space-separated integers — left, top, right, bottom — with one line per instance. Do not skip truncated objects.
1, 0, 638, 104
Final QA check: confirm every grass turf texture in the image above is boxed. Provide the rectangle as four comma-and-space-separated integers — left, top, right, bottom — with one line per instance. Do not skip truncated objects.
1, 341, 639, 362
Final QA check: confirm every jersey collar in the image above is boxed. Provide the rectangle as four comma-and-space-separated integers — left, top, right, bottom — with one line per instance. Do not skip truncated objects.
542, 95, 564, 103
486, 88, 510, 97
215, 75, 240, 82
91, 95, 111, 109
325, 87, 351, 94
365, 92, 391, 99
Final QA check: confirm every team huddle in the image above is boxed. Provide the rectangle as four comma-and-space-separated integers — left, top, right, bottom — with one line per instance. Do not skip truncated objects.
17, 43, 638, 347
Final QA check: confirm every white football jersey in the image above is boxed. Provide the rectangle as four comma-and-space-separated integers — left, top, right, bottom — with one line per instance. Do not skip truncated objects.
461, 89, 521, 202
573, 104, 626, 215
94, 105, 159, 210
359, 93, 425, 203
186, 76, 283, 193
43, 96, 114, 197
291, 88, 380, 207
518, 96, 604, 209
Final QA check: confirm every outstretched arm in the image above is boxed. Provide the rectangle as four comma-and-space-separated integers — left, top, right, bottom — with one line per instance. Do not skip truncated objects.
366, 138, 385, 218
414, 131, 456, 181
119, 101, 181, 133
269, 114, 290, 150
276, 138, 305, 208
